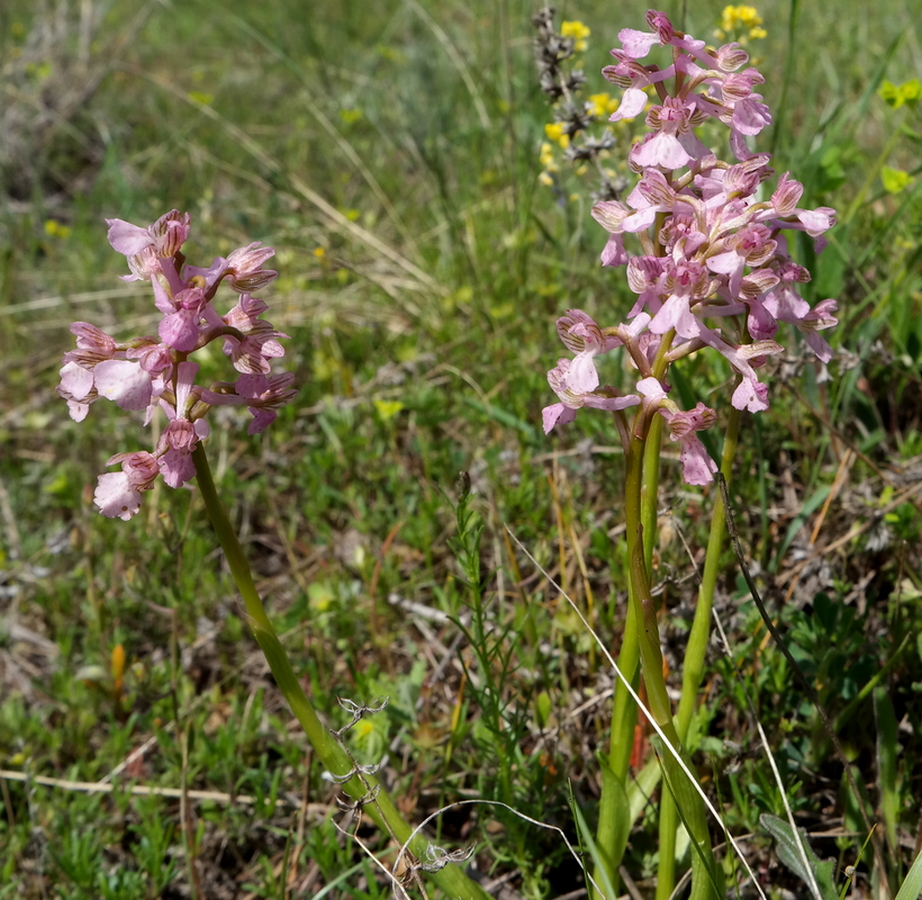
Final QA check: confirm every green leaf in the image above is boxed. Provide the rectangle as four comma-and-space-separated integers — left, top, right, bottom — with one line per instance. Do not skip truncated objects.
874, 686, 900, 850
594, 764, 631, 894
894, 847, 922, 900
534, 690, 553, 729
461, 396, 537, 440
569, 782, 618, 900
761, 813, 838, 900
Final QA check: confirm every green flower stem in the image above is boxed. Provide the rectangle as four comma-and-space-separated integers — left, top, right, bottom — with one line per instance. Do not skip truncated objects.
624, 423, 674, 726
623, 427, 721, 900
642, 324, 674, 572
593, 409, 664, 900
595, 268, 674, 900
641, 413, 665, 572
677, 405, 739, 737
594, 408, 656, 900
655, 405, 739, 900
192, 444, 490, 900
593, 593, 640, 900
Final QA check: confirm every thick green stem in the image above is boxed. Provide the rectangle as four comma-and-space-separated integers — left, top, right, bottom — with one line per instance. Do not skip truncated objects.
592, 409, 673, 900
623, 426, 721, 900
656, 406, 740, 900
641, 413, 665, 572
192, 444, 490, 900
593, 422, 653, 900
677, 406, 739, 736
593, 593, 640, 900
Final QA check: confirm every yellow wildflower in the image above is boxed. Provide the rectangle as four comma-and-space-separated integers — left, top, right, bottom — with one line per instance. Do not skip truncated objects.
715, 5, 766, 43
356, 719, 375, 739
544, 122, 570, 148
879, 78, 922, 109
44, 219, 71, 239
374, 399, 405, 420
881, 166, 912, 195
588, 92, 618, 117
308, 582, 335, 612
561, 20, 590, 53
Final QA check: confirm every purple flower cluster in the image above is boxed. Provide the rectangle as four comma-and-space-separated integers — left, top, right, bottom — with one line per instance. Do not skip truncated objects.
58, 210, 296, 519
543, 10, 838, 484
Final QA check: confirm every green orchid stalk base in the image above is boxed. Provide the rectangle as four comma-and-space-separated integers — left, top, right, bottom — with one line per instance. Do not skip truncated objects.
193, 444, 491, 900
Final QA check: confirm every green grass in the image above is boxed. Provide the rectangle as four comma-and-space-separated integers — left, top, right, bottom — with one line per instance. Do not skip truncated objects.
1, 0, 922, 897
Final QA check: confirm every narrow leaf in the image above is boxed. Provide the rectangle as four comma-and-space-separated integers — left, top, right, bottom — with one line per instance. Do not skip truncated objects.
761, 813, 838, 900
873, 685, 899, 851
894, 847, 922, 900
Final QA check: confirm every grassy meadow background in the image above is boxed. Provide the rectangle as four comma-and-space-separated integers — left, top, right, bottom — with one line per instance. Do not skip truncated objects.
1, 0, 921, 896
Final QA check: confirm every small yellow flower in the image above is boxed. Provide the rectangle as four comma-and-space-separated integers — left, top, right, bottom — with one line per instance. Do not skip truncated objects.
373, 399, 404, 421
880, 78, 922, 109
881, 166, 912, 195
43, 219, 71, 239
539, 141, 557, 170
356, 719, 375, 739
561, 20, 590, 53
588, 92, 618, 117
544, 122, 570, 148
715, 5, 765, 43
313, 246, 326, 259
538, 171, 555, 186
309, 582, 335, 611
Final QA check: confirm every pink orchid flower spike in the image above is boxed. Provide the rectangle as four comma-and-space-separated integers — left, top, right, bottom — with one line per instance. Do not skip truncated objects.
59, 212, 295, 518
